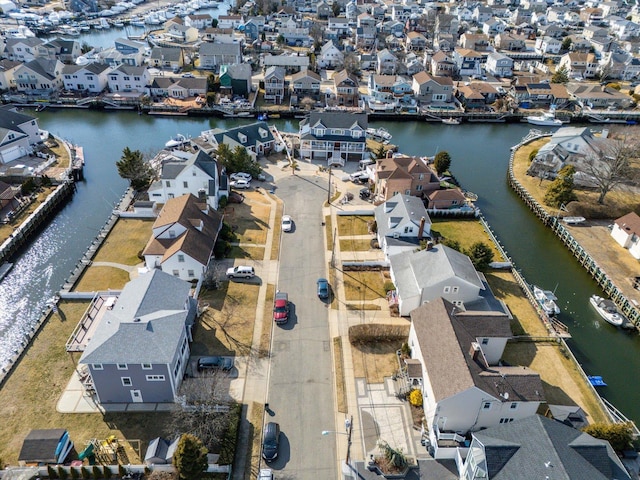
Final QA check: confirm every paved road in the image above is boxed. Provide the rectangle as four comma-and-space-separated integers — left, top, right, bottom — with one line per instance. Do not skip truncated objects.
264, 173, 337, 479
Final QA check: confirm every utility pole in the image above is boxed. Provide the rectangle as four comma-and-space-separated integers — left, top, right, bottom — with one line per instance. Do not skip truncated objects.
327, 166, 332, 204
345, 415, 353, 466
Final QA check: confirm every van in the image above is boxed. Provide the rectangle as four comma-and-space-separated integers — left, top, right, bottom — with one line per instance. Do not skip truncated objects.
349, 171, 369, 183
262, 422, 280, 462
359, 159, 374, 170
226, 265, 255, 279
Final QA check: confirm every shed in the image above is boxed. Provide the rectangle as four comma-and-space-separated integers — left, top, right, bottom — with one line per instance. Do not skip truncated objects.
144, 437, 180, 465
18, 429, 73, 466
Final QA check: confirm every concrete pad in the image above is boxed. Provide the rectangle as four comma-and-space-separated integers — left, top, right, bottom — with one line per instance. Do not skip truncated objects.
99, 403, 128, 412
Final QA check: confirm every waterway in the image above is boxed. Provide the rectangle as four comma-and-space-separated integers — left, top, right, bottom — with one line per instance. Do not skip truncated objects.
2, 109, 639, 426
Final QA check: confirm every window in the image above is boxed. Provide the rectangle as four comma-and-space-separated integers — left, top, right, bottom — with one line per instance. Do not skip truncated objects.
483, 402, 491, 410
142, 363, 152, 370
443, 286, 451, 293
405, 189, 411, 195
146, 375, 165, 381
178, 254, 185, 263
165, 180, 171, 187
510, 403, 518, 409
499, 418, 514, 423
188, 269, 195, 277
92, 364, 103, 370
481, 338, 489, 345
169, 230, 176, 238
183, 181, 188, 188
416, 185, 423, 191
172, 270, 180, 277
121, 377, 132, 386
452, 286, 459, 293
174, 359, 182, 377
117, 364, 128, 370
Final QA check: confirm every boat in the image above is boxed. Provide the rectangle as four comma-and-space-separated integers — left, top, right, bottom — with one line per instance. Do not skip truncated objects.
589, 295, 626, 326
365, 127, 393, 142
223, 111, 252, 118
533, 285, 561, 316
0, 262, 13, 281
442, 117, 462, 125
526, 108, 563, 127
562, 216, 586, 225
587, 375, 607, 387
165, 134, 190, 148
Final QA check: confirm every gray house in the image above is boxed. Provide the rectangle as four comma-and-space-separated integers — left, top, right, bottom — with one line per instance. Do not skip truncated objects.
79, 270, 197, 404
374, 193, 431, 259
199, 42, 242, 71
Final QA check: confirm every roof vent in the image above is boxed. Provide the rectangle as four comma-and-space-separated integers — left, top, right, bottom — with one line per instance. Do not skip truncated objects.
133, 318, 141, 322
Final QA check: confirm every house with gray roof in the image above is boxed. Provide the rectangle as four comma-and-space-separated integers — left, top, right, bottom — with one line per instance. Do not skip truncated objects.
106, 64, 150, 93
14, 58, 63, 93
198, 121, 275, 157
142, 193, 223, 281
458, 414, 630, 479
408, 298, 545, 460
4, 37, 44, 62
389, 243, 487, 315
61, 63, 110, 93
374, 193, 431, 259
298, 112, 368, 166
148, 150, 222, 209
199, 42, 242, 71
79, 270, 198, 404
0, 105, 42, 164
149, 46, 184, 70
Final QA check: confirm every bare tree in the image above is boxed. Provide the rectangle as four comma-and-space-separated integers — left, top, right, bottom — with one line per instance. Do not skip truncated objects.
343, 52, 361, 76
309, 23, 324, 50
582, 131, 640, 204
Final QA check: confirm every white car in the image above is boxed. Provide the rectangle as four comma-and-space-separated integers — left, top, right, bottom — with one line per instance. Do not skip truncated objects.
230, 179, 251, 189
282, 215, 293, 232
258, 469, 273, 480
230, 172, 252, 181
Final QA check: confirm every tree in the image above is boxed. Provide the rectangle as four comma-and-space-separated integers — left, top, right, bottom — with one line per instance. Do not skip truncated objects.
433, 151, 452, 176
544, 165, 578, 207
466, 242, 494, 271
551, 65, 570, 84
116, 147, 153, 190
582, 422, 634, 452
331, 2, 340, 16
582, 133, 640, 204
343, 52, 361, 76
309, 24, 324, 50
371, 144, 389, 160
561, 37, 572, 51
172, 434, 208, 480
211, 18, 218, 28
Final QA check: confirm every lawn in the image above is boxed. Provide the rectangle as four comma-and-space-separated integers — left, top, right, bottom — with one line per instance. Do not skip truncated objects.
0, 301, 166, 465
339, 238, 373, 252
333, 337, 347, 413
336, 215, 373, 237
342, 270, 388, 301
193, 281, 261, 357
92, 219, 153, 265
73, 266, 131, 292
430, 218, 501, 257
223, 193, 271, 245
325, 215, 333, 251
351, 340, 402, 383
228, 245, 265, 260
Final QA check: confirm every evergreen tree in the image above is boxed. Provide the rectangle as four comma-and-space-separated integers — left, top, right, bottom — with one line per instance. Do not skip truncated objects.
551, 65, 570, 83
466, 242, 494, 271
582, 422, 634, 452
433, 151, 452, 176
172, 434, 208, 480
116, 147, 153, 191
544, 165, 577, 208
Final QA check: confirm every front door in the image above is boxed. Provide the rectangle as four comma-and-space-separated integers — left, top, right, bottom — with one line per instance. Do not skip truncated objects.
130, 390, 143, 403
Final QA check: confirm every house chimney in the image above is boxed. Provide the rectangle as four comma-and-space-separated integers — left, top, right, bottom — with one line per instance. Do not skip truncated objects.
386, 149, 393, 158
469, 342, 480, 361
418, 216, 426, 239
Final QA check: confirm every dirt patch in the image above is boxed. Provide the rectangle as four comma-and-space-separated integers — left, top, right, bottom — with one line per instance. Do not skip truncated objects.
223, 193, 271, 245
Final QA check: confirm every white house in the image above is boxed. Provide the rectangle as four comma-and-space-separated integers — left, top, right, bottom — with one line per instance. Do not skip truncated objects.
485, 52, 514, 78
61, 63, 110, 93
142, 194, 223, 281
14, 58, 63, 93
0, 59, 21, 91
408, 298, 545, 460
148, 150, 222, 209
374, 193, 431, 259
0, 105, 42, 164
611, 212, 640, 259
527, 126, 600, 177
106, 64, 150, 93
318, 40, 344, 70
389, 244, 486, 316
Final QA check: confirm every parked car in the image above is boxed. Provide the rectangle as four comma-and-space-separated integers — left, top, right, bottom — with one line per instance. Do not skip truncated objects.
359, 188, 371, 200
258, 469, 273, 480
281, 215, 293, 232
262, 422, 280, 462
230, 179, 251, 189
181, 73, 195, 78
197, 356, 233, 371
226, 265, 255, 279
317, 278, 330, 299
257, 172, 267, 181
350, 171, 369, 183
230, 172, 252, 181
228, 191, 245, 203
273, 291, 289, 324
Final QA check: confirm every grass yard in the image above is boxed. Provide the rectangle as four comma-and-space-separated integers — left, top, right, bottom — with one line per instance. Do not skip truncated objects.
228, 245, 265, 260
336, 215, 373, 237
92, 219, 153, 265
194, 281, 261, 357
0, 187, 57, 245
333, 337, 347, 413
325, 215, 333, 251
339, 238, 373, 252
430, 218, 501, 257
259, 284, 276, 358
270, 198, 283, 261
351, 340, 401, 383
224, 193, 271, 245
0, 301, 165, 465
342, 270, 388, 301
73, 266, 131, 292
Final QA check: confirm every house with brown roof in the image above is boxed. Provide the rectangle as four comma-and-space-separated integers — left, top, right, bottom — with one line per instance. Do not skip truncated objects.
411, 71, 454, 103
333, 69, 360, 107
0, 180, 21, 220
408, 298, 545, 460
558, 52, 598, 79
611, 212, 640, 259
405, 31, 427, 52
290, 69, 321, 101
427, 188, 466, 210
142, 194, 223, 281
373, 154, 440, 201
566, 83, 633, 109
455, 82, 498, 109
430, 51, 456, 77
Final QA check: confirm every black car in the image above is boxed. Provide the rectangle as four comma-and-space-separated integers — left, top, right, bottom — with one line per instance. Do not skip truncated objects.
359, 188, 371, 200
197, 356, 234, 371
262, 422, 280, 462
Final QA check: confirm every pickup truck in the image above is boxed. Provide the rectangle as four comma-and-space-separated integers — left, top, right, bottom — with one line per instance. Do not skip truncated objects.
273, 291, 289, 324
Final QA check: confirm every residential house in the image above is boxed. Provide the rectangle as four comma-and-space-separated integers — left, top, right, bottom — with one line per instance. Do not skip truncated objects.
377, 49, 398, 75
527, 126, 601, 177
198, 121, 275, 158
262, 53, 309, 74
111, 38, 146, 66
355, 25, 376, 50
316, 1, 332, 18
566, 83, 633, 110
280, 26, 311, 47
0, 59, 21, 91
558, 52, 598, 79
241, 18, 262, 41
184, 13, 212, 30
405, 31, 427, 52
436, 13, 459, 35
600, 52, 640, 81
4, 37, 44, 62
202, 27, 237, 43
199, 42, 242, 71
333, 69, 359, 107
611, 212, 640, 260
485, 52, 514, 78
217, 14, 244, 30
458, 415, 630, 480
482, 17, 507, 36
535, 36, 561, 55
610, 19, 640, 41
38, 38, 82, 63
298, 112, 367, 166
538, 24, 565, 39
472, 5, 493, 24
367, 74, 412, 103
327, 17, 350, 37
165, 23, 199, 44
148, 47, 184, 70
219, 63, 252, 97
494, 33, 526, 51
148, 150, 222, 209
0, 105, 42, 163
14, 58, 63, 93
0, 180, 21, 220
412, 71, 454, 103
166, 77, 207, 99
106, 65, 150, 93
404, 53, 425, 77
434, 33, 455, 53
456, 82, 498, 109
408, 298, 545, 459
142, 194, 223, 281
379, 20, 404, 37
374, 193, 431, 259
318, 41, 344, 70
373, 154, 440, 201
430, 51, 456, 77
459, 33, 490, 52
61, 63, 109, 93
290, 69, 321, 101
78, 270, 198, 404
579, 7, 603, 26
453, 48, 482, 77
263, 66, 286, 104
427, 189, 467, 210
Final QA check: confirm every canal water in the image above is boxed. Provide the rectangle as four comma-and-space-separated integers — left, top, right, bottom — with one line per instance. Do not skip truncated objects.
2, 109, 639, 425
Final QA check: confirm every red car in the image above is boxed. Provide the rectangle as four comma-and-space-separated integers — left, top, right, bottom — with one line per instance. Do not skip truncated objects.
273, 291, 289, 324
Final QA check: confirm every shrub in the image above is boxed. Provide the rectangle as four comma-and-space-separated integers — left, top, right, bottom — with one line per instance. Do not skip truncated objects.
58, 466, 68, 480
349, 324, 409, 344
48, 466, 58, 479
93, 466, 102, 479
218, 196, 228, 209
606, 82, 621, 90
409, 389, 423, 407
69, 468, 79, 480
528, 148, 539, 163
81, 467, 91, 479
103, 466, 111, 479
583, 422, 634, 452
400, 342, 411, 357
218, 403, 242, 464
383, 281, 395, 293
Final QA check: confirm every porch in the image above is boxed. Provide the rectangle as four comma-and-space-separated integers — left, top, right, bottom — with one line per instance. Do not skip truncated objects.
428, 424, 470, 460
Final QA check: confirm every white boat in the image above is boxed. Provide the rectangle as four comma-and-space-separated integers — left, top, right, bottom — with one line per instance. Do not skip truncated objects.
562, 216, 586, 225
533, 285, 561, 316
526, 109, 563, 127
365, 127, 393, 142
589, 295, 626, 326
442, 117, 462, 125
0, 262, 13, 282
165, 133, 190, 148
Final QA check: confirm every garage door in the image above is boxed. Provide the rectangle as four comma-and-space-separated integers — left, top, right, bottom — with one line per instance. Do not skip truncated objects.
1, 146, 22, 163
